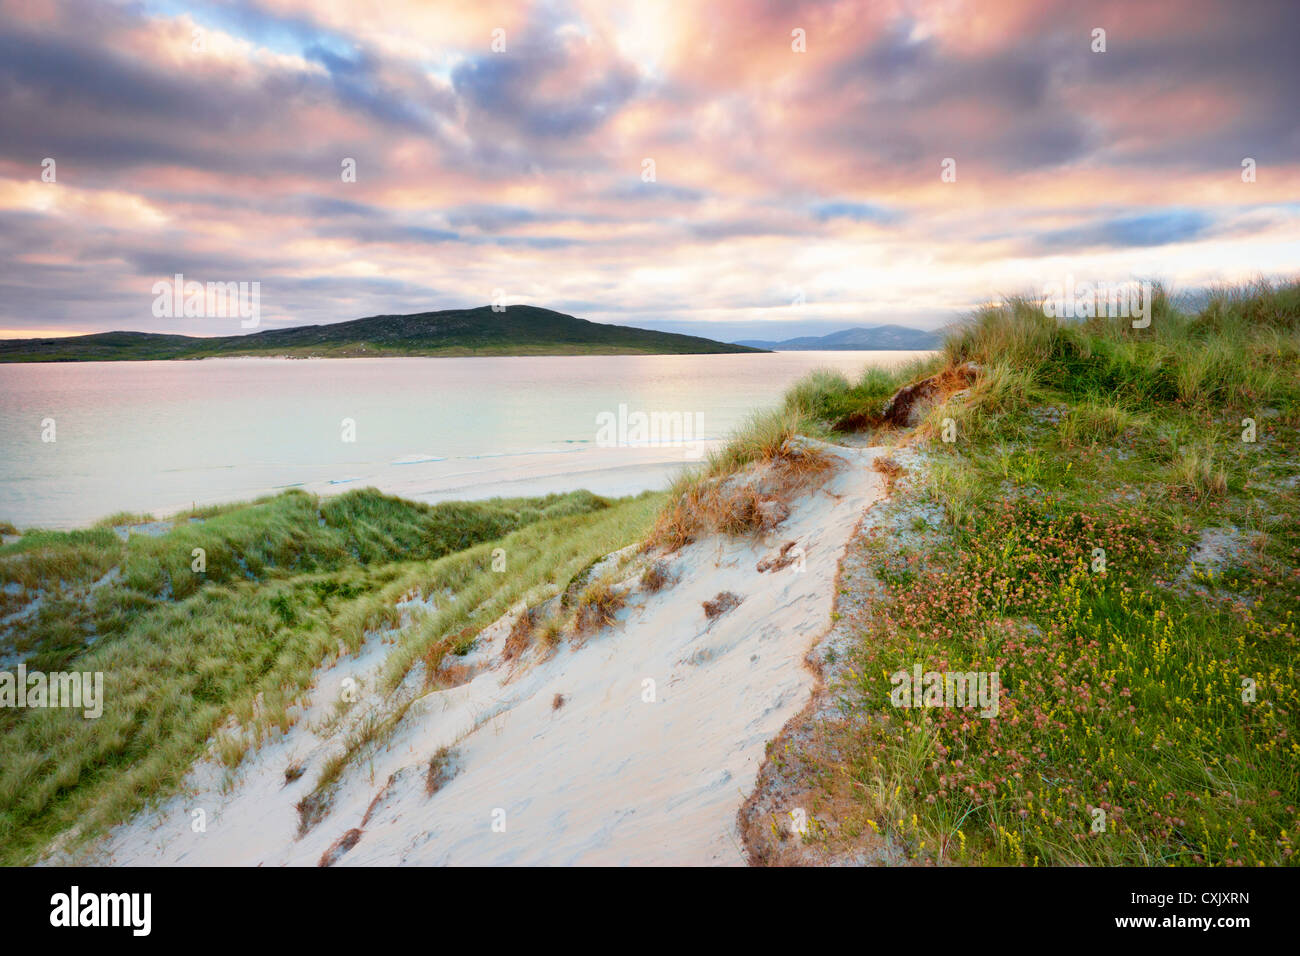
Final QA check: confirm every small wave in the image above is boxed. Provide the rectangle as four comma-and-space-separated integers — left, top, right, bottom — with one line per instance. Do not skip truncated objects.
462, 447, 585, 461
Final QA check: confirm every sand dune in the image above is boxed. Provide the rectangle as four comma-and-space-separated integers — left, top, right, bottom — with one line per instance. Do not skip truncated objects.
74, 441, 886, 866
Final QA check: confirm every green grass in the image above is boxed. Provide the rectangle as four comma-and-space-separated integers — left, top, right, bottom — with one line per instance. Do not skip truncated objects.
0, 487, 611, 670
728, 274, 1294, 868
0, 485, 657, 864
757, 278, 1300, 866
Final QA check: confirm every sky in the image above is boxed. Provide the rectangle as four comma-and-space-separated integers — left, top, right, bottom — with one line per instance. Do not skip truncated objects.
0, 0, 1297, 341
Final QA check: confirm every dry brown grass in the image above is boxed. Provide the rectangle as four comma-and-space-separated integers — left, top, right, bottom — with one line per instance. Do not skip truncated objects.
361, 773, 397, 826
433, 661, 473, 688
424, 746, 456, 797
871, 456, 904, 495
639, 559, 673, 593
317, 827, 363, 867
503, 606, 537, 661
648, 440, 833, 552
295, 791, 330, 838
573, 578, 626, 637
420, 640, 453, 689
1174, 444, 1229, 500
420, 625, 481, 690
703, 590, 743, 619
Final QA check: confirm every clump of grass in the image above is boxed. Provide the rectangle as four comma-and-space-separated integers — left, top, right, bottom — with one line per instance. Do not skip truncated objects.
1173, 444, 1229, 500
503, 605, 539, 661
93, 511, 158, 529
574, 577, 626, 636
295, 791, 331, 839
425, 746, 457, 797
538, 616, 566, 647
714, 486, 771, 536
1057, 401, 1134, 447
640, 559, 673, 593
703, 406, 802, 478
944, 294, 1064, 370
703, 591, 743, 619
213, 729, 251, 770
648, 439, 831, 551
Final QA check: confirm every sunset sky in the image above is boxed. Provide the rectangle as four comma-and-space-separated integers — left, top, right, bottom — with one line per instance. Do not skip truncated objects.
1, 0, 1296, 340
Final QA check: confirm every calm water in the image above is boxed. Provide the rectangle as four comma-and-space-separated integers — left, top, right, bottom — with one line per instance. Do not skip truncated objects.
0, 352, 930, 529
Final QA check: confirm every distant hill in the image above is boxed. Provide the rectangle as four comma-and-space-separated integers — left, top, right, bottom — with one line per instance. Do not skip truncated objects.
734, 325, 940, 350
0, 306, 765, 362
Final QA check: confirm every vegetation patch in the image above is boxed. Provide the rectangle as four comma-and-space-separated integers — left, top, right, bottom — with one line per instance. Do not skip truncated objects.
424, 746, 458, 797
573, 577, 627, 637
317, 827, 363, 867
0, 486, 659, 864
703, 591, 744, 619
639, 559, 674, 593
649, 437, 832, 551
745, 279, 1300, 866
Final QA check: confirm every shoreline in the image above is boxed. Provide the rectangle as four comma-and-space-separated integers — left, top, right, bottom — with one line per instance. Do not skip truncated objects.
0, 346, 935, 365
2, 451, 711, 535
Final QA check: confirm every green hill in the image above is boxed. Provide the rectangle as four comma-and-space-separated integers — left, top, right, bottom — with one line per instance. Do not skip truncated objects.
0, 306, 765, 362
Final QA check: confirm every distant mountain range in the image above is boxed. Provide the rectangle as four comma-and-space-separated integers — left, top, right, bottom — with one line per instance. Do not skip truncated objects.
734, 325, 941, 350
0, 306, 765, 362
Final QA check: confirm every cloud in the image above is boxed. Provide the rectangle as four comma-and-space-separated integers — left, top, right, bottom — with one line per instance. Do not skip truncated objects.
1037, 210, 1216, 251
0, 0, 1296, 336
450, 10, 641, 143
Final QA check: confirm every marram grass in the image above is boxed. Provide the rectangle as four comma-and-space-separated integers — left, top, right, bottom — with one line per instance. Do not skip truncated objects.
0, 487, 658, 864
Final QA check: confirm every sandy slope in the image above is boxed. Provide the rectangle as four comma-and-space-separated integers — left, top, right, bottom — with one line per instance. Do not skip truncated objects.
74, 442, 886, 866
